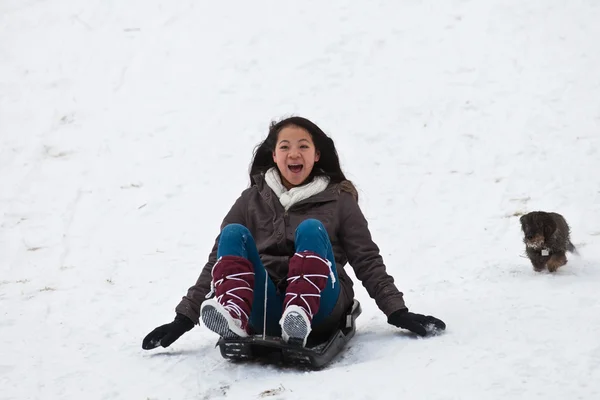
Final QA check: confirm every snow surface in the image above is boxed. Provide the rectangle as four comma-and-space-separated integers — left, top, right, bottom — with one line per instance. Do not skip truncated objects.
2, 0, 600, 399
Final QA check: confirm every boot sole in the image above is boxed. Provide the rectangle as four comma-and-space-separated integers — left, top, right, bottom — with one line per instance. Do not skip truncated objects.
201, 303, 244, 339
281, 310, 310, 346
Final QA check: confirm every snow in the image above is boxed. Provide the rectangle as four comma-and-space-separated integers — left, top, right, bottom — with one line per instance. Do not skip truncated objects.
2, 0, 600, 399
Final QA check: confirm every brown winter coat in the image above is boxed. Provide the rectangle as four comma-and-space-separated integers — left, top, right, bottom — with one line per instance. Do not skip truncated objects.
175, 173, 407, 326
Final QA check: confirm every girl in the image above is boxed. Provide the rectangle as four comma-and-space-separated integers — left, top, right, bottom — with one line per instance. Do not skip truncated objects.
142, 117, 445, 349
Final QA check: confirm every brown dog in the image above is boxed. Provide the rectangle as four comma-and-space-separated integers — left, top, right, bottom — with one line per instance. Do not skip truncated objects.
519, 211, 577, 272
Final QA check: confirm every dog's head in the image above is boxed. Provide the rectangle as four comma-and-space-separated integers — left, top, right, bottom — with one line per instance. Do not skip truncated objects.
519, 211, 557, 249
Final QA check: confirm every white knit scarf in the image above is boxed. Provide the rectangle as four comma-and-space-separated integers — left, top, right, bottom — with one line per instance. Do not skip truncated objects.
264, 167, 330, 210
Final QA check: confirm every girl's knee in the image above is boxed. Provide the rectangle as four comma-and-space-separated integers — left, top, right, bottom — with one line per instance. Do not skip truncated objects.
218, 224, 254, 259
296, 218, 325, 235
221, 223, 251, 240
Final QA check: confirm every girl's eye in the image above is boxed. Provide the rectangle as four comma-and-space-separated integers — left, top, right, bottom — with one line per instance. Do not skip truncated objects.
300, 145, 309, 149
279, 145, 288, 150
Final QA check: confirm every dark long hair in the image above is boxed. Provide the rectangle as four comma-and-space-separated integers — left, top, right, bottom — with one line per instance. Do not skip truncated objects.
249, 116, 357, 199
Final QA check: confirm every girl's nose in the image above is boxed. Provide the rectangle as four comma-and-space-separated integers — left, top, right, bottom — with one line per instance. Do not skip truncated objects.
289, 149, 300, 158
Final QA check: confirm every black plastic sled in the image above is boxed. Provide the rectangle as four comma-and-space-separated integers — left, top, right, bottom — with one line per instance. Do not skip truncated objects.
216, 299, 362, 370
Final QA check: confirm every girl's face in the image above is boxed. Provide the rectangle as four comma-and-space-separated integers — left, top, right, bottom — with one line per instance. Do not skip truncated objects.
272, 125, 320, 189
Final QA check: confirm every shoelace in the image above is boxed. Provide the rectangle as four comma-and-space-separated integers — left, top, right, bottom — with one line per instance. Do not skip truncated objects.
205, 259, 254, 321
284, 252, 335, 318
217, 285, 253, 320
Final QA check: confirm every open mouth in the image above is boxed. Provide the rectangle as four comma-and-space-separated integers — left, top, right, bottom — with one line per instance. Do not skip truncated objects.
288, 164, 303, 173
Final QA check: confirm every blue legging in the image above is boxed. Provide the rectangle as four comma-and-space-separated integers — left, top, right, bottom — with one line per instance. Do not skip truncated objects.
216, 219, 340, 336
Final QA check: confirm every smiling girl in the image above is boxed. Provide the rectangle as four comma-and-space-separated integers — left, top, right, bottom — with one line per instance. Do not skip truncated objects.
142, 116, 445, 350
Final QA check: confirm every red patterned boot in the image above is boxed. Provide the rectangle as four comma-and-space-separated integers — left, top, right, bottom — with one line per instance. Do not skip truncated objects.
280, 251, 334, 346
201, 256, 255, 338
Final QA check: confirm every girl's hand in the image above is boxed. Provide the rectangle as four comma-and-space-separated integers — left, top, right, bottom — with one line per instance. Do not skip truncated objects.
387, 309, 446, 337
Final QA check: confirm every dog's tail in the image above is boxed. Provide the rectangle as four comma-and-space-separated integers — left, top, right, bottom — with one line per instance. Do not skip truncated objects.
567, 240, 578, 254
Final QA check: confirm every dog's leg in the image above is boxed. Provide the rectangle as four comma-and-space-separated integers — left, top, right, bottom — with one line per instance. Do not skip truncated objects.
527, 249, 547, 272
530, 258, 547, 272
532, 264, 545, 272
547, 252, 567, 272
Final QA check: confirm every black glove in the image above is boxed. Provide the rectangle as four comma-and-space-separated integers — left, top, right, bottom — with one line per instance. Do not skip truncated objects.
388, 309, 446, 337
142, 313, 195, 350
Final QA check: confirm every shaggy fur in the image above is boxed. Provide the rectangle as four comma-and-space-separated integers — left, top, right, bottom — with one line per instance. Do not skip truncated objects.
519, 211, 577, 272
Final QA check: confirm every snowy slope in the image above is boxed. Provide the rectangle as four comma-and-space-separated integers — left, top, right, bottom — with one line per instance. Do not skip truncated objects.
2, 0, 600, 399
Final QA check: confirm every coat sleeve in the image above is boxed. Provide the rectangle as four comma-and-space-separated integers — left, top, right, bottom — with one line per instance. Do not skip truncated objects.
338, 192, 407, 317
175, 191, 248, 324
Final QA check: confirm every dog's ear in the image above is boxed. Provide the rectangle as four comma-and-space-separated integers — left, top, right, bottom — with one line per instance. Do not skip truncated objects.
543, 218, 557, 238
519, 214, 527, 228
